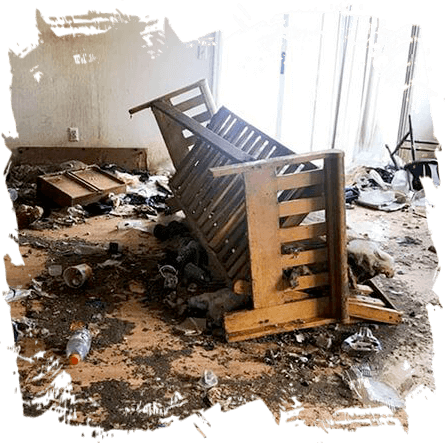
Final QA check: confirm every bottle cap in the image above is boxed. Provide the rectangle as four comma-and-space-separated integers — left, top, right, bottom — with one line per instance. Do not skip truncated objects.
69, 353, 81, 365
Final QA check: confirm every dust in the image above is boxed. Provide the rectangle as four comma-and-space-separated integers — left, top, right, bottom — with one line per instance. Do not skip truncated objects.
5, 205, 438, 433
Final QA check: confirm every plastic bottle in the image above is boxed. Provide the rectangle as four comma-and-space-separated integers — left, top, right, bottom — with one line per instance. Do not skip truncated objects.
66, 327, 92, 365
198, 369, 218, 389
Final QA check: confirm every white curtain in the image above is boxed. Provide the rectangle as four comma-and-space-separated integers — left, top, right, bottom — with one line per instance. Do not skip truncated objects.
218, 9, 414, 167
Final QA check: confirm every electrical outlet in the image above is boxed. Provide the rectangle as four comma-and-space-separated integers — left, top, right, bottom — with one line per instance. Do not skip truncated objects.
68, 127, 79, 142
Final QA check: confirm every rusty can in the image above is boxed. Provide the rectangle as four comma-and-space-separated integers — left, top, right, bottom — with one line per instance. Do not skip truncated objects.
63, 264, 93, 288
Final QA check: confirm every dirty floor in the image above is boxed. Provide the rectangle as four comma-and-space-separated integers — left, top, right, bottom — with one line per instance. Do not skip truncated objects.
4, 204, 439, 433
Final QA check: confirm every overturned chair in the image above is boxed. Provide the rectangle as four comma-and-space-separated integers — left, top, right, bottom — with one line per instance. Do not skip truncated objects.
129, 79, 401, 341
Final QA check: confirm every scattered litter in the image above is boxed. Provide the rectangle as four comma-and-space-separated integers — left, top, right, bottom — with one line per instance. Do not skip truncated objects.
345, 186, 360, 204
198, 369, 218, 389
16, 204, 44, 229
174, 317, 207, 336
4, 288, 33, 302
205, 387, 231, 410
108, 242, 122, 254
98, 259, 122, 268
343, 363, 405, 410
153, 220, 190, 241
396, 236, 422, 246
183, 262, 208, 283
12, 320, 20, 342
356, 189, 409, 212
295, 333, 306, 343
73, 244, 108, 255
30, 278, 56, 298
188, 288, 251, 328
116, 219, 152, 232
315, 333, 332, 350
8, 188, 18, 202
342, 326, 382, 354
48, 264, 63, 276
159, 265, 178, 290
347, 239, 395, 285
63, 264, 93, 288
66, 327, 92, 365
128, 280, 146, 294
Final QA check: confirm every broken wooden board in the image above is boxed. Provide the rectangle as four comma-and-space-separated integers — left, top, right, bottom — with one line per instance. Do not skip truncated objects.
347, 278, 402, 325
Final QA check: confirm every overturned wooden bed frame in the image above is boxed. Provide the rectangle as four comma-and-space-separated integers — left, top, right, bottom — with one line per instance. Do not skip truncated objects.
129, 79, 401, 341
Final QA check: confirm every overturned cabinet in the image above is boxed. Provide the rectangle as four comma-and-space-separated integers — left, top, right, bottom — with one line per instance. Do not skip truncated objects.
130, 79, 401, 341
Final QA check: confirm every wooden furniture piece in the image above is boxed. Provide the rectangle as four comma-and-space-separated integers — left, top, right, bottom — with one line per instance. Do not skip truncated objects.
37, 165, 126, 207
129, 79, 401, 341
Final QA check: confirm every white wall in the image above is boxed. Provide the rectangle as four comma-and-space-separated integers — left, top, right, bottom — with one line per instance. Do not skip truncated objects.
6, 11, 216, 168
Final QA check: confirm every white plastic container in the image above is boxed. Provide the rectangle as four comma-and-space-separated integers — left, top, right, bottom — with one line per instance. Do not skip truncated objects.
66, 328, 92, 365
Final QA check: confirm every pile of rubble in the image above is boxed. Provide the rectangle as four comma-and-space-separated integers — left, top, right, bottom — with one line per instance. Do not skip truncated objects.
6, 161, 173, 230
345, 162, 437, 214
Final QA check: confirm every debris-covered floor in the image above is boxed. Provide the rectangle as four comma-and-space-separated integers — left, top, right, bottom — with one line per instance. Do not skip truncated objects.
4, 163, 440, 433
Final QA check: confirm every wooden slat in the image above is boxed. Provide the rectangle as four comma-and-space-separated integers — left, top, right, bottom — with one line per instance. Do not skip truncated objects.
225, 317, 337, 342
152, 108, 190, 169
198, 80, 217, 115
193, 110, 212, 123
281, 247, 328, 268
208, 206, 246, 249
152, 101, 254, 163
279, 222, 327, 243
178, 151, 230, 205
278, 196, 325, 217
193, 175, 239, 223
129, 78, 212, 115
348, 300, 402, 324
200, 184, 244, 236
277, 168, 324, 190
227, 252, 249, 280
223, 234, 248, 270
324, 151, 349, 322
170, 141, 208, 189
183, 134, 197, 147
224, 296, 331, 334
210, 150, 342, 177
244, 167, 284, 308
175, 94, 206, 112
289, 273, 329, 291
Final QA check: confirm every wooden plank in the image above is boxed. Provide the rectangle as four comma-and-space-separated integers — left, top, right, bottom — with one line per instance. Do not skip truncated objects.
208, 206, 246, 249
243, 167, 284, 308
175, 94, 206, 112
281, 247, 327, 268
198, 79, 218, 115
192, 110, 212, 124
152, 108, 190, 169
225, 317, 337, 342
200, 184, 244, 236
170, 141, 208, 189
282, 250, 325, 271
224, 296, 331, 334
278, 196, 325, 217
348, 300, 402, 324
153, 101, 254, 163
279, 222, 327, 243
324, 151, 349, 322
192, 175, 239, 222
289, 272, 329, 291
227, 252, 249, 280
223, 234, 248, 270
210, 150, 343, 177
129, 78, 212, 115
277, 168, 324, 190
